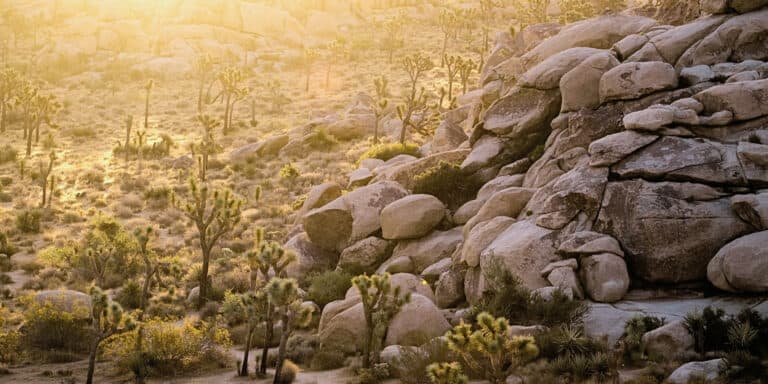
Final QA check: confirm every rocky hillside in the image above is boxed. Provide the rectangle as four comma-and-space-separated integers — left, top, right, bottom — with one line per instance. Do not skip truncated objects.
283, 0, 768, 375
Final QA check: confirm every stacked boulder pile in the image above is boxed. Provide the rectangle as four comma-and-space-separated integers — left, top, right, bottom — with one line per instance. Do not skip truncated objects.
283, 0, 768, 358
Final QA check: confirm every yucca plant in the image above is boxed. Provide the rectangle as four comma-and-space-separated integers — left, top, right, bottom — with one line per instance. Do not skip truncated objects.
427, 362, 468, 384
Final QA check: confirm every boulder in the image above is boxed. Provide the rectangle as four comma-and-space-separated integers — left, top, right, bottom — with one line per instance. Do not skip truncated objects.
667, 359, 724, 384
681, 65, 716, 85
465, 188, 536, 234
285, 232, 339, 278
595, 180, 752, 283
461, 135, 504, 172
348, 168, 374, 188
380, 195, 445, 240
526, 166, 609, 230
677, 10, 768, 68
498, 158, 533, 176
612, 34, 648, 61
622, 105, 676, 131
708, 231, 768, 292
337, 237, 393, 275
477, 175, 525, 200
326, 115, 373, 140
588, 131, 658, 167
257, 134, 290, 156
318, 300, 366, 353
560, 51, 620, 112
546, 266, 585, 300
731, 193, 768, 230
580, 253, 630, 303
628, 16, 728, 64
385, 294, 451, 346
377, 255, 415, 274
599, 62, 678, 102
371, 149, 470, 190
392, 228, 463, 273
294, 182, 342, 224
431, 107, 470, 153
435, 268, 466, 308
728, 0, 768, 13
612, 137, 746, 186
482, 87, 561, 137
303, 181, 408, 251
558, 232, 625, 257
522, 14, 658, 68
421, 258, 452, 282
460, 216, 517, 267
695, 79, 768, 121
519, 47, 605, 90
480, 220, 561, 290
453, 199, 485, 225
641, 320, 695, 359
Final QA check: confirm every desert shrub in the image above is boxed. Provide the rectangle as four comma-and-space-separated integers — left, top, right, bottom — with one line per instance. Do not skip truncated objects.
473, 268, 587, 328
0, 232, 16, 258
143, 187, 171, 209
275, 359, 300, 384
619, 315, 665, 363
79, 169, 104, 187
286, 333, 319, 364
21, 303, 90, 361
66, 126, 97, 138
0, 329, 20, 364
16, 209, 42, 233
106, 319, 232, 377
115, 280, 143, 310
306, 270, 352, 308
305, 128, 338, 150
279, 163, 300, 180
310, 347, 347, 370
394, 338, 456, 384
683, 306, 729, 353
358, 142, 420, 163
0, 145, 16, 165
412, 161, 484, 210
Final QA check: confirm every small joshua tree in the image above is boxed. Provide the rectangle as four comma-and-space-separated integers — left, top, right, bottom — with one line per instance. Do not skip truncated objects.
133, 227, 165, 321
445, 312, 539, 384
247, 228, 296, 375
86, 286, 134, 384
266, 278, 313, 384
372, 76, 389, 145
324, 38, 348, 90
24, 92, 60, 157
402, 52, 434, 100
353, 273, 411, 369
236, 289, 269, 376
444, 55, 462, 103
190, 115, 221, 182
512, 0, 551, 26
193, 53, 215, 114
427, 362, 468, 384
397, 87, 434, 144
0, 66, 19, 133
177, 178, 242, 308
438, 9, 459, 66
381, 17, 405, 64
134, 129, 146, 176
211, 67, 249, 135
266, 80, 291, 114
458, 58, 476, 94
143, 80, 153, 129
123, 116, 133, 163
38, 151, 55, 208
301, 47, 320, 93
15, 79, 37, 145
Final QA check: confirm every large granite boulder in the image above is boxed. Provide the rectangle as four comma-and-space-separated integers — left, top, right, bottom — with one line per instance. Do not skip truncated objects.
707, 231, 768, 292
391, 228, 463, 273
380, 195, 445, 240
285, 232, 339, 278
599, 62, 678, 102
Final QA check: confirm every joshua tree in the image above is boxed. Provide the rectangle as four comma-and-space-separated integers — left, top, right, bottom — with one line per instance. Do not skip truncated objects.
266, 80, 291, 114
193, 53, 215, 114
24, 93, 60, 157
444, 55, 462, 102
402, 52, 434, 101
38, 151, 55, 208
266, 278, 313, 384
191, 115, 221, 182
178, 178, 242, 308
324, 38, 348, 90
86, 286, 134, 384
397, 87, 432, 144
381, 18, 405, 64
211, 67, 249, 135
0, 67, 19, 133
427, 362, 468, 384
478, 0, 503, 51
558, 0, 596, 23
133, 227, 166, 321
247, 228, 296, 375
143, 80, 153, 129
438, 9, 459, 66
372, 76, 389, 145
512, 0, 551, 26
123, 116, 133, 163
15, 79, 37, 141
134, 130, 146, 176
301, 47, 320, 93
445, 312, 539, 384
458, 58, 476, 94
237, 289, 269, 376
352, 273, 411, 368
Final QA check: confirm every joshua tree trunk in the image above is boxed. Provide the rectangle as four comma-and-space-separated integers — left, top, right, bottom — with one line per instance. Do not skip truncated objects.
0, 102, 6, 133
86, 337, 102, 384
362, 311, 373, 368
272, 319, 291, 384
259, 306, 274, 374
240, 326, 253, 376
223, 94, 232, 135
198, 242, 211, 308
325, 63, 331, 90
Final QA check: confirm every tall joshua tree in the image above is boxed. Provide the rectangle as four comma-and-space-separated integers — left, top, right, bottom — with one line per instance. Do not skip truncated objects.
444, 54, 462, 103
178, 178, 242, 308
302, 47, 320, 93
25, 93, 60, 156
211, 67, 249, 135
267, 278, 313, 384
458, 58, 476, 94
191, 115, 221, 182
38, 151, 55, 208
324, 39, 348, 90
193, 53, 214, 114
372, 76, 389, 145
143, 80, 153, 129
438, 9, 459, 66
0, 67, 19, 133
247, 228, 296, 375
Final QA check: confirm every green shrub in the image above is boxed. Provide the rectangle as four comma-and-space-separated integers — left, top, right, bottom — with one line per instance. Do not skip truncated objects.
683, 306, 728, 353
279, 163, 300, 180
21, 303, 90, 361
286, 333, 319, 364
0, 232, 16, 258
16, 209, 43, 234
306, 270, 352, 308
473, 267, 588, 328
412, 161, 484, 210
305, 128, 338, 150
0, 145, 16, 165
619, 315, 665, 362
310, 348, 347, 370
105, 319, 232, 377
0, 329, 20, 364
358, 142, 421, 162
115, 280, 143, 310
394, 338, 456, 384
